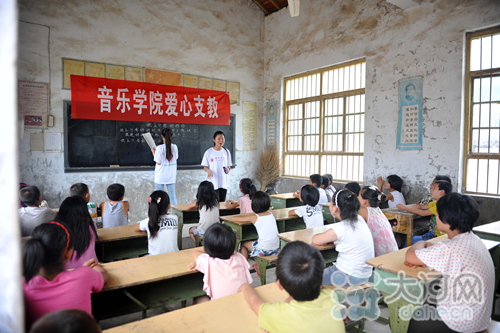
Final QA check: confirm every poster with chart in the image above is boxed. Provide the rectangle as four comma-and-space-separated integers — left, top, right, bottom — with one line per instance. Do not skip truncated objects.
266, 101, 278, 148
242, 101, 257, 150
18, 81, 49, 128
397, 76, 423, 150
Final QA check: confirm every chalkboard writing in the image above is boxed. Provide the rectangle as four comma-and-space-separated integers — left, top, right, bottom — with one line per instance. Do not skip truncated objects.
64, 101, 235, 172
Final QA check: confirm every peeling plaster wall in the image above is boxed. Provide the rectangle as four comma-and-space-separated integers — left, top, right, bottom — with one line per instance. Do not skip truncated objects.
18, 0, 265, 221
265, 0, 500, 211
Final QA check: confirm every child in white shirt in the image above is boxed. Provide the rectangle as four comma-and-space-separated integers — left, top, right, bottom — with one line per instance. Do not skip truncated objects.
289, 184, 324, 228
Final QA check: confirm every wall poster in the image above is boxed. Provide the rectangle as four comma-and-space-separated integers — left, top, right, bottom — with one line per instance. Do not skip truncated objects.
397, 76, 423, 150
265, 101, 278, 148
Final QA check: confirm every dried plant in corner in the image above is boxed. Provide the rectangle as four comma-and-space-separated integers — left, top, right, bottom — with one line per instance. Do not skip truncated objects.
256, 149, 280, 191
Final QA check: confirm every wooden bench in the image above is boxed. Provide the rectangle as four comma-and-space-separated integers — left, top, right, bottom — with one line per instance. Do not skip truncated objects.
253, 255, 278, 285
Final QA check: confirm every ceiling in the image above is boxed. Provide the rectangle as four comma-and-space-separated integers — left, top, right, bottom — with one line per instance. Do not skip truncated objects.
252, 0, 289, 16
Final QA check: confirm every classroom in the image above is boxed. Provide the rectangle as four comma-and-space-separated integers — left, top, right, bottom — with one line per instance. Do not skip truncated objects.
1, 0, 500, 332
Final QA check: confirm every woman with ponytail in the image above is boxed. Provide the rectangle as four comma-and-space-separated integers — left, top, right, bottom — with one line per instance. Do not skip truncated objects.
312, 189, 374, 286
358, 185, 399, 257
153, 128, 179, 204
135, 190, 179, 255
23, 222, 108, 328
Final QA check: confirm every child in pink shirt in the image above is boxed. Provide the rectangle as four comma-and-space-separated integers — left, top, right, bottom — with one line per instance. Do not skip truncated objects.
22, 222, 109, 329
226, 178, 256, 214
188, 223, 252, 303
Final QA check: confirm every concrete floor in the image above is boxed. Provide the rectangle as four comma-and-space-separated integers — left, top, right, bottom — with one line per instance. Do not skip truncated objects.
98, 234, 392, 332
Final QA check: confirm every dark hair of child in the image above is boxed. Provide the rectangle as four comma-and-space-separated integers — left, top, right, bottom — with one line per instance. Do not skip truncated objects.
436, 193, 479, 233
161, 128, 174, 161
386, 175, 403, 192
344, 182, 361, 196
69, 183, 89, 198
29, 309, 101, 333
360, 186, 386, 207
300, 184, 320, 206
240, 178, 257, 199
203, 223, 236, 260
55, 196, 98, 258
321, 176, 329, 188
276, 241, 324, 302
23, 222, 74, 283
196, 181, 219, 211
433, 180, 452, 194
309, 174, 322, 187
147, 191, 170, 238
107, 183, 125, 201
434, 175, 451, 183
251, 191, 271, 214
324, 174, 333, 183
20, 186, 41, 206
333, 189, 360, 227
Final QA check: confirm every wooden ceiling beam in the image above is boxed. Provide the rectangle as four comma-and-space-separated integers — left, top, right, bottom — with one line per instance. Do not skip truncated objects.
252, 0, 270, 15
269, 0, 281, 10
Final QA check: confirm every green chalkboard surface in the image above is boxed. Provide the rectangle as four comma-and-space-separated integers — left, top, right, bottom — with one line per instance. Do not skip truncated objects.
63, 101, 235, 172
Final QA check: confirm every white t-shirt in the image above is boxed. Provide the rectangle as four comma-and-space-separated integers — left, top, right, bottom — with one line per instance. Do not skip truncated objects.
254, 213, 279, 251
154, 143, 178, 185
415, 232, 494, 332
197, 205, 220, 234
317, 188, 329, 204
139, 214, 179, 255
330, 216, 374, 278
388, 190, 405, 208
201, 147, 232, 189
19, 206, 57, 237
295, 204, 324, 228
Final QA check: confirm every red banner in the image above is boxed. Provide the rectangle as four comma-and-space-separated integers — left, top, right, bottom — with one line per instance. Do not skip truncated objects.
70, 75, 231, 125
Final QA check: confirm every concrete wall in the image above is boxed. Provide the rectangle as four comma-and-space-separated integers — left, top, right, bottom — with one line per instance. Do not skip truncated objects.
265, 0, 500, 222
18, 0, 265, 222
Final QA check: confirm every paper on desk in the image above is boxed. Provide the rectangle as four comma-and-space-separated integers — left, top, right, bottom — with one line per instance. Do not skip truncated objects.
142, 132, 156, 150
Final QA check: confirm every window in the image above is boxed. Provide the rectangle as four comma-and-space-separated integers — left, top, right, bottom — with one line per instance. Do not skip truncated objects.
283, 59, 366, 181
464, 26, 500, 196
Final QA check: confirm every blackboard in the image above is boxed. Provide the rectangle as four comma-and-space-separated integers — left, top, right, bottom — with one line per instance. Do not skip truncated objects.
63, 101, 235, 172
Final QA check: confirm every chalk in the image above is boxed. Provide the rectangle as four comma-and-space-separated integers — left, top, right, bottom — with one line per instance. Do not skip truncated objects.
110, 165, 120, 167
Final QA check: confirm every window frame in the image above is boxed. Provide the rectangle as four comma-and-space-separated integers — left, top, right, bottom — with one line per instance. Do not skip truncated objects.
463, 26, 500, 196
282, 58, 366, 181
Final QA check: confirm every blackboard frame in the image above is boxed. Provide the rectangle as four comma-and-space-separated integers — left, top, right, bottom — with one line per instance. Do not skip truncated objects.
63, 101, 236, 173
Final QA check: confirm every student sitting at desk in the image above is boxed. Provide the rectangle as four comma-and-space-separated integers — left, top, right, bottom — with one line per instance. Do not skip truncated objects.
100, 183, 129, 228
188, 181, 220, 244
377, 174, 405, 208
19, 186, 57, 237
358, 185, 398, 257
188, 223, 252, 303
293, 174, 328, 204
135, 191, 179, 255
312, 189, 374, 286
70, 183, 99, 225
239, 241, 345, 333
23, 222, 108, 329
233, 191, 279, 275
288, 184, 324, 228
405, 193, 494, 333
225, 178, 256, 214
397, 180, 452, 237
56, 196, 98, 269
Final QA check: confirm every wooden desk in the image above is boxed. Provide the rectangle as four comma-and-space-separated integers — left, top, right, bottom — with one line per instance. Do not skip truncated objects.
172, 202, 239, 249
96, 224, 148, 262
269, 192, 302, 209
220, 208, 304, 250
474, 221, 500, 242
93, 248, 204, 321
382, 208, 419, 246
103, 283, 289, 333
277, 226, 338, 265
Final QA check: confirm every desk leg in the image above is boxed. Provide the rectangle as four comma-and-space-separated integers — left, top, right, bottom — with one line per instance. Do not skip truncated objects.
382, 292, 413, 333
177, 220, 183, 251
224, 222, 243, 252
